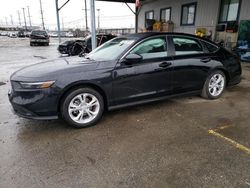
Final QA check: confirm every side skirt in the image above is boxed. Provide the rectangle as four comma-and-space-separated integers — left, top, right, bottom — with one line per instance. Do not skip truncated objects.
108, 90, 202, 111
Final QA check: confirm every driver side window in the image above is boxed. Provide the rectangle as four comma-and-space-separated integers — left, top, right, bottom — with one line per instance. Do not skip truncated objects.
130, 37, 168, 60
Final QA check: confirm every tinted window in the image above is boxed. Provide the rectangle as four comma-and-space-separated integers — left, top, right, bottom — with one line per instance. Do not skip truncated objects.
203, 41, 219, 53
130, 37, 167, 59
173, 37, 203, 55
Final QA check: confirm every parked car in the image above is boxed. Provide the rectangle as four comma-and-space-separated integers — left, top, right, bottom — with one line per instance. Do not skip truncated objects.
17, 31, 25, 38
9, 32, 242, 128
30, 30, 49, 46
232, 44, 250, 62
57, 34, 116, 56
8, 33, 18, 38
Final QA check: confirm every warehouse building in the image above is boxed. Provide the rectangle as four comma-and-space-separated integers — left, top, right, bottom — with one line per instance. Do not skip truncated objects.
137, 0, 250, 49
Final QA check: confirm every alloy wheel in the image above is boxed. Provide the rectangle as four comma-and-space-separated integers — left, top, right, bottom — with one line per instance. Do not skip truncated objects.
208, 74, 225, 97
68, 93, 100, 124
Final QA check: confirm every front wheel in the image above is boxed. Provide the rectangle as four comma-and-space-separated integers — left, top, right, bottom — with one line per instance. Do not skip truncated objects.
201, 70, 226, 99
61, 87, 104, 128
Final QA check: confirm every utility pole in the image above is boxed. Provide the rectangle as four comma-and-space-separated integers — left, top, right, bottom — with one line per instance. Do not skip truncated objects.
39, 0, 45, 30
17, 10, 21, 26
10, 15, 14, 25
90, 0, 96, 49
27, 6, 32, 27
84, 0, 88, 31
22, 8, 27, 31
5, 17, 8, 26
62, 18, 64, 31
55, 0, 61, 43
97, 8, 100, 31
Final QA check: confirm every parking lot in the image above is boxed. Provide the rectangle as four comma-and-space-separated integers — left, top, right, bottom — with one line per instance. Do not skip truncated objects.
0, 36, 250, 187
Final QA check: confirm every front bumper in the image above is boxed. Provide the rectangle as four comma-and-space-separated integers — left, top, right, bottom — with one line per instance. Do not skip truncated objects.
8, 86, 59, 120
57, 45, 69, 54
30, 38, 49, 43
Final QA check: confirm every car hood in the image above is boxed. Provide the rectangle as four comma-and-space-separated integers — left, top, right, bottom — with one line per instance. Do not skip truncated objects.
11, 56, 104, 81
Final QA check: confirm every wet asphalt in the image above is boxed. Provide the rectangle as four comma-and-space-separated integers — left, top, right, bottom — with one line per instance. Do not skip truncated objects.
0, 36, 250, 188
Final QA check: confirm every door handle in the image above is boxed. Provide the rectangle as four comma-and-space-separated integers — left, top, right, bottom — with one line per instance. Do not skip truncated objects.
159, 62, 172, 68
200, 58, 211, 63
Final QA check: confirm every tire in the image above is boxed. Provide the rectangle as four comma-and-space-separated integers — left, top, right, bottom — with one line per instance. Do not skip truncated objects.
61, 87, 104, 128
201, 70, 226, 99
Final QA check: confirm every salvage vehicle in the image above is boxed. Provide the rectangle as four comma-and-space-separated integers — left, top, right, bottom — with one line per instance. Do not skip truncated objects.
30, 30, 49, 46
57, 34, 116, 56
9, 32, 242, 128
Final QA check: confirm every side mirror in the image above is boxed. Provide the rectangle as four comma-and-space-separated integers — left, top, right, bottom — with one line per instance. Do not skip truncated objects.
124, 54, 143, 64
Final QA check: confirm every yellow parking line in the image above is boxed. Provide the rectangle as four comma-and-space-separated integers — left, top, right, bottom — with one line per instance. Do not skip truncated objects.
208, 129, 250, 155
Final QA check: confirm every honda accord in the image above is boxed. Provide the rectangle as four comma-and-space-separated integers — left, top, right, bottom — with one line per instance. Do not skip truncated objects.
9, 33, 242, 128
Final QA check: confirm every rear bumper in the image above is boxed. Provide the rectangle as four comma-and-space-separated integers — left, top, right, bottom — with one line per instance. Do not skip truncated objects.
228, 75, 241, 86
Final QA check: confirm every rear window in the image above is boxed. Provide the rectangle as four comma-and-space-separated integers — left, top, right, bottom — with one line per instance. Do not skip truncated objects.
203, 41, 219, 53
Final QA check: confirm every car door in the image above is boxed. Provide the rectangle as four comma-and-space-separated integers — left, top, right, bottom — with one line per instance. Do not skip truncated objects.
169, 35, 212, 94
112, 36, 173, 105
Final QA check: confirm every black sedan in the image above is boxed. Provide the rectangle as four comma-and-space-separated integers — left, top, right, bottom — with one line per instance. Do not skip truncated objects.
30, 30, 50, 46
9, 32, 242, 128
57, 34, 116, 56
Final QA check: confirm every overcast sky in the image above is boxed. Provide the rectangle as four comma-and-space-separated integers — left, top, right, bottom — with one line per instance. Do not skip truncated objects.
0, 0, 135, 30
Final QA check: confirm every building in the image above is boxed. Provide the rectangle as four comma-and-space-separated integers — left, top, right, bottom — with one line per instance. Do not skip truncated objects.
138, 0, 250, 48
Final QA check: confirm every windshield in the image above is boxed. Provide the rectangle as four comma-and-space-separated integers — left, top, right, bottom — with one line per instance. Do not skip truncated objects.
86, 37, 136, 61
32, 31, 47, 36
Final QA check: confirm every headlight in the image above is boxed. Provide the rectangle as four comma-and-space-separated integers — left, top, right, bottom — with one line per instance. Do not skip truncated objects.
20, 81, 55, 89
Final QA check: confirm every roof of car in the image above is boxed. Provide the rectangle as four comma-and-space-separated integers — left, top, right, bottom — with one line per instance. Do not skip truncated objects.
122, 32, 215, 44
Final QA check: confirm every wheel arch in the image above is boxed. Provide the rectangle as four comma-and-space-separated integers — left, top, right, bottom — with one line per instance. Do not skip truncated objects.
57, 82, 108, 114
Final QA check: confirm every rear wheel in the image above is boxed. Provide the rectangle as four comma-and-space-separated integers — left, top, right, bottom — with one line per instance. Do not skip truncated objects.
201, 70, 226, 99
61, 87, 104, 128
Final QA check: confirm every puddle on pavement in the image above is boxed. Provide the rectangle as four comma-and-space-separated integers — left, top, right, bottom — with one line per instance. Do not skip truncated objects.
0, 82, 6, 86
